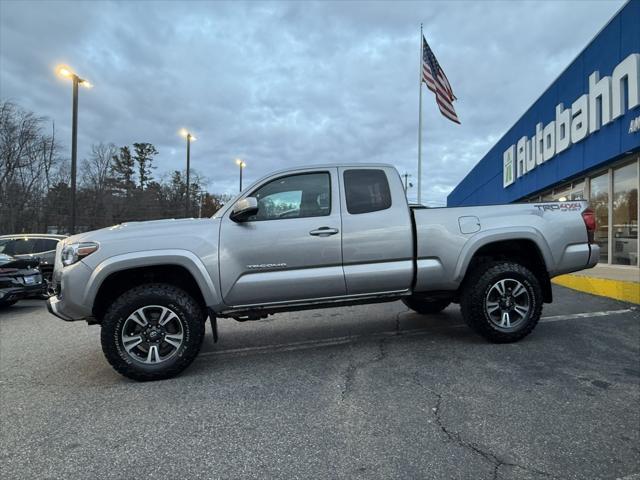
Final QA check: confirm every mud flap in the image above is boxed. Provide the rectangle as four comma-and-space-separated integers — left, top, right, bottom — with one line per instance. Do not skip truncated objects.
208, 310, 219, 343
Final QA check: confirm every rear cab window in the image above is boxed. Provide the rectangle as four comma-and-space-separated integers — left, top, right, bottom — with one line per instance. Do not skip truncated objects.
343, 169, 392, 214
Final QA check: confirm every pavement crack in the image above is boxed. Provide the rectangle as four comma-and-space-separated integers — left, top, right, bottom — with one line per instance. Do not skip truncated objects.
340, 343, 357, 401
413, 374, 556, 480
340, 338, 388, 402
493, 461, 556, 480
375, 338, 387, 362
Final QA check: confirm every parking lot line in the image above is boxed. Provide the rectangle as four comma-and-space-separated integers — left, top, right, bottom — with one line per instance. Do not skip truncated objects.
541, 308, 636, 323
201, 308, 636, 358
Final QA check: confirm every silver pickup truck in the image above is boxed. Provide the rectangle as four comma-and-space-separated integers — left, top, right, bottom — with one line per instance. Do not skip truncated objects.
47, 164, 599, 381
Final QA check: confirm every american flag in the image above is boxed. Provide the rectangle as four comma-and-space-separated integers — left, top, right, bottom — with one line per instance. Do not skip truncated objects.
422, 36, 460, 124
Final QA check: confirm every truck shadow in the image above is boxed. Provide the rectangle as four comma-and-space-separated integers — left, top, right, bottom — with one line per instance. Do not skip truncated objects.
198, 306, 481, 360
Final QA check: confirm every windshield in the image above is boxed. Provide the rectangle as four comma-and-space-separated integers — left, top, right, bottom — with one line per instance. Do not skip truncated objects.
0, 239, 11, 254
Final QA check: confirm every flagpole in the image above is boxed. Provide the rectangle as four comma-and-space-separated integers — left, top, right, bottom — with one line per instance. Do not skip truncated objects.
417, 23, 423, 205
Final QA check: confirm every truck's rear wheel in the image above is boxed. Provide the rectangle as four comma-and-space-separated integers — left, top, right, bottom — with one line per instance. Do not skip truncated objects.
100, 283, 206, 381
402, 296, 451, 314
461, 261, 542, 343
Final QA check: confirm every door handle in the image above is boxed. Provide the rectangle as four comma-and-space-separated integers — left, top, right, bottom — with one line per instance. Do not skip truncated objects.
309, 227, 339, 237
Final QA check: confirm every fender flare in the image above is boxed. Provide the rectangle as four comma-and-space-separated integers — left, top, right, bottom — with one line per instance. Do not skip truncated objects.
83, 249, 219, 307
453, 227, 555, 283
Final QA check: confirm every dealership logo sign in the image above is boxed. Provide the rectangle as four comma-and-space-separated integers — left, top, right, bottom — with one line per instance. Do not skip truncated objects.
503, 53, 640, 188
631, 115, 640, 134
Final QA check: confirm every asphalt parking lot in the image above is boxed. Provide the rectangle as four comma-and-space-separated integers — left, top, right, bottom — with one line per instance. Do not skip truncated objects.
0, 286, 638, 480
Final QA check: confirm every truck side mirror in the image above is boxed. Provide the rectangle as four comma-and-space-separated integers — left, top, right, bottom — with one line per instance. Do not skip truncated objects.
230, 197, 259, 222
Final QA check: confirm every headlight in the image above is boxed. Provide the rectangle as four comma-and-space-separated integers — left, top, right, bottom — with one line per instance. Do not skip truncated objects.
61, 242, 99, 267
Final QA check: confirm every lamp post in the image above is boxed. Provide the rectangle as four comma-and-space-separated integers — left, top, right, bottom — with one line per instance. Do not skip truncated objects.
235, 158, 246, 192
57, 65, 92, 234
180, 129, 196, 217
402, 172, 413, 194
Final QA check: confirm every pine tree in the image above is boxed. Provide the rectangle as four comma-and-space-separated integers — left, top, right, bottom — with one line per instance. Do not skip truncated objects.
110, 146, 136, 196
133, 142, 158, 190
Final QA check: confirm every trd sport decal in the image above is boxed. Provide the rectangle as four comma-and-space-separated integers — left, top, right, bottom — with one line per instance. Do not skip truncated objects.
534, 203, 582, 212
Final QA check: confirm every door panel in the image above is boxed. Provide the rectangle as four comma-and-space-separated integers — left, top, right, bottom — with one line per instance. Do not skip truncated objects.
339, 167, 414, 295
225, 265, 345, 306
219, 168, 346, 306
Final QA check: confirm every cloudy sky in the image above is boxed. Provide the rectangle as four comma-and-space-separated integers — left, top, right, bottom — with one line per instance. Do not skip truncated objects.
0, 0, 625, 205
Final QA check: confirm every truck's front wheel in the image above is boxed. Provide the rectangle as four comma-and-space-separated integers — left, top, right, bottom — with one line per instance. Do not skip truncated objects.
461, 261, 542, 343
100, 283, 206, 381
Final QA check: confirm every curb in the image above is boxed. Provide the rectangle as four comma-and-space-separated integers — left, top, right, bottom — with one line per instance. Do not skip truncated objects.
552, 274, 640, 304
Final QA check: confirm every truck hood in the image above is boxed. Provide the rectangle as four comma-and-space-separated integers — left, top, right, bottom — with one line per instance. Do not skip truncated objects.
64, 218, 219, 245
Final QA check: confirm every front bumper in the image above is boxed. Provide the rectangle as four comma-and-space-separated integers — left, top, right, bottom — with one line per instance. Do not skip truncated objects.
46, 292, 94, 322
46, 295, 77, 321
46, 261, 95, 322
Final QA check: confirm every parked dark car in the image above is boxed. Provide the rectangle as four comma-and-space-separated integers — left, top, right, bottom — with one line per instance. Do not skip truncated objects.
0, 234, 66, 294
0, 254, 45, 307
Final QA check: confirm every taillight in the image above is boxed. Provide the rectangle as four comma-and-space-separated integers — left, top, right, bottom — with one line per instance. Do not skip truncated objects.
582, 208, 596, 244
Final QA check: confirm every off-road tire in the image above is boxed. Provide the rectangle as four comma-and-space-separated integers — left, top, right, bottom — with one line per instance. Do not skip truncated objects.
101, 283, 206, 381
461, 261, 542, 343
402, 296, 451, 314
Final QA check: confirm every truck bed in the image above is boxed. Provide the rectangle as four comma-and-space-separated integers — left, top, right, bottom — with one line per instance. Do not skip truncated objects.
411, 201, 598, 293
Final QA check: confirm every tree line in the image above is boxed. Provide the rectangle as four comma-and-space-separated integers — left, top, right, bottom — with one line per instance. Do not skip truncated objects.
0, 101, 231, 235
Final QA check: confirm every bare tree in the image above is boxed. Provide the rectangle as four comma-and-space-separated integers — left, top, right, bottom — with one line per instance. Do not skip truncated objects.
77, 142, 118, 229
81, 142, 117, 192
0, 101, 61, 233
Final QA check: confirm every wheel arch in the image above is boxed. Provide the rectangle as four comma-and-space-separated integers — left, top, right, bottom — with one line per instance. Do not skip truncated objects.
87, 250, 219, 321
457, 235, 553, 303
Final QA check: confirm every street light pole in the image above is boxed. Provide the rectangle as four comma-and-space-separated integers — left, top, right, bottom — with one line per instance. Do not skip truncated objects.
57, 65, 91, 234
402, 172, 411, 193
235, 159, 246, 192
70, 75, 78, 234
179, 129, 196, 217
185, 133, 191, 217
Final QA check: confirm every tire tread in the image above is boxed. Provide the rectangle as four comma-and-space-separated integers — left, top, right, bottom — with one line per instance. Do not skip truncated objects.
100, 283, 205, 381
460, 261, 542, 343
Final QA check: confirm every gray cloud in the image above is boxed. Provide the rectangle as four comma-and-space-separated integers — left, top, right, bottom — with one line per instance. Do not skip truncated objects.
0, 0, 624, 205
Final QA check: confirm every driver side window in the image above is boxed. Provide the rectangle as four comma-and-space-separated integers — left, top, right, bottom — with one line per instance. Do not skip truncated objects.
249, 172, 331, 221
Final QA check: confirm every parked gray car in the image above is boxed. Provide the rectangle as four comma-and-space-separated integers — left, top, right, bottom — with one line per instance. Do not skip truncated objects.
47, 164, 599, 381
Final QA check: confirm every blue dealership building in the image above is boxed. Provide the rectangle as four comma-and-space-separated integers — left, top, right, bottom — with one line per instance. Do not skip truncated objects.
448, 0, 639, 268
